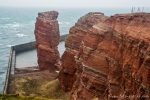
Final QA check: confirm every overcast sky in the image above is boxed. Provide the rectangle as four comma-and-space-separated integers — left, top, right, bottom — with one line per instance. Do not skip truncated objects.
0, 0, 150, 8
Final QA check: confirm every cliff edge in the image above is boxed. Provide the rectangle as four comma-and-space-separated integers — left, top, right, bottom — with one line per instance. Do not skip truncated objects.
59, 12, 150, 100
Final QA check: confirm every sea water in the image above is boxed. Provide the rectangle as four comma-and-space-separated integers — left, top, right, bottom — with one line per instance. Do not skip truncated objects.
16, 41, 65, 68
0, 7, 150, 92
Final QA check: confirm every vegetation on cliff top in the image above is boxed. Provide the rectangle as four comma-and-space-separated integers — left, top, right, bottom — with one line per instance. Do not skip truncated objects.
0, 94, 56, 100
8, 73, 70, 100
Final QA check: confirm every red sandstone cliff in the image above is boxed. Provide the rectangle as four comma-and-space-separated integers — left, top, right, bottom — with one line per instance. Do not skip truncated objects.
34, 11, 60, 70
59, 12, 150, 100
58, 12, 108, 94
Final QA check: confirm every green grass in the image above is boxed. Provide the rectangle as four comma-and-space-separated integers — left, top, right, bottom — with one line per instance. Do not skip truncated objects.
8, 75, 70, 100
91, 97, 99, 100
0, 94, 60, 100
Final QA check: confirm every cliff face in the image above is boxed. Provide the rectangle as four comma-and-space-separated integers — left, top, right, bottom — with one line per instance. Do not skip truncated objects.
34, 11, 60, 70
58, 12, 108, 92
59, 12, 150, 100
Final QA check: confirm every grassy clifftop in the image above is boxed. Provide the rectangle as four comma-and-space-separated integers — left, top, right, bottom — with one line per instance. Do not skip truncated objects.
0, 94, 61, 100
8, 72, 70, 100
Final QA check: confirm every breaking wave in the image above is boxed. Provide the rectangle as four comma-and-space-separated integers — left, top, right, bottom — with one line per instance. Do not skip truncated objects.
16, 34, 27, 37
58, 21, 70, 25
6, 45, 13, 47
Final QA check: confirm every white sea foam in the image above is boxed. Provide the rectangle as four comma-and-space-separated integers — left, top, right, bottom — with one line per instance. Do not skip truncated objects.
6, 45, 13, 47
1, 18, 10, 20
12, 23, 20, 28
58, 21, 63, 25
17, 34, 27, 37
5, 23, 21, 28
59, 21, 71, 25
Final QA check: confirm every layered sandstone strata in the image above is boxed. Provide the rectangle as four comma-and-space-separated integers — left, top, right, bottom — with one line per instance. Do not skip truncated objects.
59, 12, 150, 100
58, 12, 107, 92
34, 11, 60, 70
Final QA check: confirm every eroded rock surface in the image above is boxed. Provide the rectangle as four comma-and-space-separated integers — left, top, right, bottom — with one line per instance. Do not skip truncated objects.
58, 12, 108, 95
34, 11, 60, 70
59, 12, 150, 100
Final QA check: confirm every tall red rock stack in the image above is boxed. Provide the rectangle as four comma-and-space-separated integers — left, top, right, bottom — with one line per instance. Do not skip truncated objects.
59, 12, 150, 100
34, 11, 60, 70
